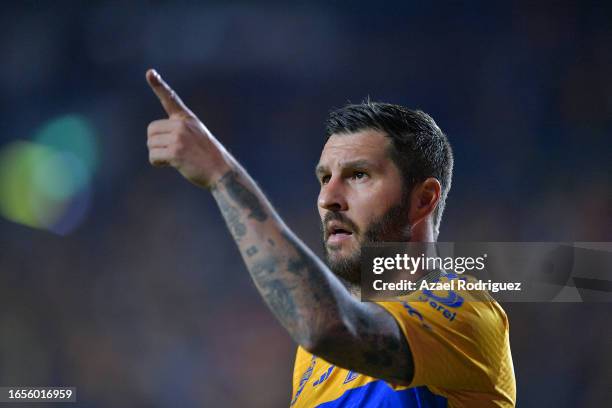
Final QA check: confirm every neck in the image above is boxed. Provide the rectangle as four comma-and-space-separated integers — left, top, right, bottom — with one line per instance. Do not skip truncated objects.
339, 277, 362, 299
339, 233, 440, 299
406, 239, 440, 281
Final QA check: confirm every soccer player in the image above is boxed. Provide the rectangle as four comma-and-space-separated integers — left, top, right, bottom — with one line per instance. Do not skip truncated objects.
145, 69, 516, 407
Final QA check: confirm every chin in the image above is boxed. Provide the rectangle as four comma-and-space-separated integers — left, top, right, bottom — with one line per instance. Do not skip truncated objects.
324, 246, 362, 284
326, 244, 354, 261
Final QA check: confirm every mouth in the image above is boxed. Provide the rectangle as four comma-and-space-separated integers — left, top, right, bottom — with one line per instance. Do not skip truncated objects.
326, 222, 354, 245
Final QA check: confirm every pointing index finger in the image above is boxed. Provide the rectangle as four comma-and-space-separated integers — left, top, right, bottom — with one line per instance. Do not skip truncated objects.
146, 69, 194, 118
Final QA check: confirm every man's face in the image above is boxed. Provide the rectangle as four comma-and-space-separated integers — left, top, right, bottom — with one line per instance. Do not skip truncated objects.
316, 130, 412, 283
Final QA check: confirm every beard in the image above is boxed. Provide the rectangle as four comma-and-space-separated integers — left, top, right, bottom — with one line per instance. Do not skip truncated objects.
321, 200, 412, 284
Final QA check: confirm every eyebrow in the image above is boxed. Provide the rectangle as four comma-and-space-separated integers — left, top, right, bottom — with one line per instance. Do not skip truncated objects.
315, 159, 376, 177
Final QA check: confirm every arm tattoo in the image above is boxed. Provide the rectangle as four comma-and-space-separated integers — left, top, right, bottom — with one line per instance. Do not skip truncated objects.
251, 256, 300, 323
211, 169, 413, 384
218, 170, 268, 222
216, 193, 246, 240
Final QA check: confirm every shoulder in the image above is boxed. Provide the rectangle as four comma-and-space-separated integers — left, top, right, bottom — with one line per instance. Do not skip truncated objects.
376, 273, 512, 385
380, 273, 508, 332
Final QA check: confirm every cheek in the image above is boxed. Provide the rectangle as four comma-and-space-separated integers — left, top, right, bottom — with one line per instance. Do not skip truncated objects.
349, 197, 377, 234
317, 205, 325, 225
353, 185, 387, 213
354, 185, 402, 230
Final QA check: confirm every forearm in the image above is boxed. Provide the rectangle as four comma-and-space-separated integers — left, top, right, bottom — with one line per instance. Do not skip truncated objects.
210, 166, 413, 382
210, 162, 352, 348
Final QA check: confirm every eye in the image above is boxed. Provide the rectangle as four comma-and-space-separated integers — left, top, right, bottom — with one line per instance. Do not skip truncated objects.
352, 171, 368, 180
320, 175, 331, 185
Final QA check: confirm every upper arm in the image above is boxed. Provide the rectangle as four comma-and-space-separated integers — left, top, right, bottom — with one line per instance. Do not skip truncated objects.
306, 300, 414, 386
371, 296, 513, 395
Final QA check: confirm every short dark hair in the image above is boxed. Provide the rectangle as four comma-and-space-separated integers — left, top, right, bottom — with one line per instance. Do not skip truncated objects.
325, 101, 453, 237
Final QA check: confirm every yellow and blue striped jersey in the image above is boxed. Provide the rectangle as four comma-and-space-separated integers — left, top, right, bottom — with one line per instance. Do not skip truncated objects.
290, 273, 516, 407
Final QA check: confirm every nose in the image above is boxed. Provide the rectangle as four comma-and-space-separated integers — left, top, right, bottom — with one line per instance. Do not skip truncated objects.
318, 176, 348, 212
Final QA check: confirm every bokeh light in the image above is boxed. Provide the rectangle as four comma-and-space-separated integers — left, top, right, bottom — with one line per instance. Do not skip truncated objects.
0, 114, 99, 234
34, 114, 98, 176
32, 150, 89, 201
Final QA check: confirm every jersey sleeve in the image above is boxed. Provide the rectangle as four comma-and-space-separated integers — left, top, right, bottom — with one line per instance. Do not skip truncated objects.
291, 347, 308, 398
377, 293, 511, 392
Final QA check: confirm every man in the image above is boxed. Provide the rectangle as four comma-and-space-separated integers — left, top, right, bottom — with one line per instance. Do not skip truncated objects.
145, 69, 516, 407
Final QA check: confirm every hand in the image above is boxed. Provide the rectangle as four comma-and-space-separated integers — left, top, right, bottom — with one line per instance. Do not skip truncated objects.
146, 69, 231, 189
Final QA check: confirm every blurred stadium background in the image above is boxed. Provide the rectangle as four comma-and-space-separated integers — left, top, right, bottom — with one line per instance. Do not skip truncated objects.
0, 1, 610, 406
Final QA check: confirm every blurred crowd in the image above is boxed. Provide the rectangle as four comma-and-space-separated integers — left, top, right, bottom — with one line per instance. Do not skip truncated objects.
0, 1, 610, 407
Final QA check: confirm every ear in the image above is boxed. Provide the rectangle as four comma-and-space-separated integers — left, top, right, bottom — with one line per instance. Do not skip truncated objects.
408, 177, 441, 228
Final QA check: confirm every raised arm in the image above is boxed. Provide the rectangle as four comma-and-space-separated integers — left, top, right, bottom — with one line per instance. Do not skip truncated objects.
145, 69, 414, 385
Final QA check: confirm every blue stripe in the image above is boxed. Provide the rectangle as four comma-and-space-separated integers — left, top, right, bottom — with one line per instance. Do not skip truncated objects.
315, 381, 447, 408
413, 388, 422, 408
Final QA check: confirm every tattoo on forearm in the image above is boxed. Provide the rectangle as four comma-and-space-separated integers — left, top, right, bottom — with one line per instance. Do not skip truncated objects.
287, 257, 307, 277
219, 171, 268, 222
252, 257, 300, 323
246, 245, 258, 257
283, 236, 328, 299
251, 257, 276, 277
262, 279, 299, 323
216, 193, 247, 240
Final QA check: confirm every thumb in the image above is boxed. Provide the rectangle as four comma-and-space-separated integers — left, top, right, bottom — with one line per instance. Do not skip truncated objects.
146, 69, 194, 118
